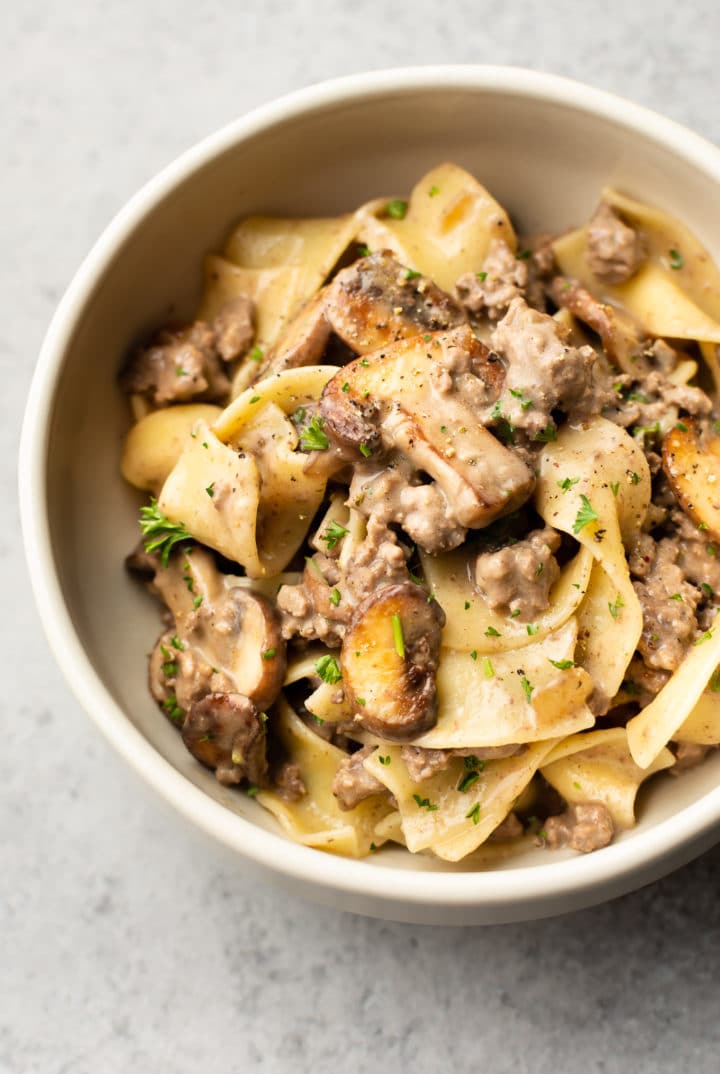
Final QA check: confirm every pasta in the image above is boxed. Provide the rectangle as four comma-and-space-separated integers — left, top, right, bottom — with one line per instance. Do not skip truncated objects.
119, 164, 720, 865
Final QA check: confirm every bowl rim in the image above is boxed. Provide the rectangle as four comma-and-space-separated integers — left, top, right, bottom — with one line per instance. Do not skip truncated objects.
19, 64, 720, 910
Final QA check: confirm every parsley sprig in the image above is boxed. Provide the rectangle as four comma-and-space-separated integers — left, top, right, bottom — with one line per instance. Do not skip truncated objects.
315, 654, 342, 684
573, 494, 598, 535
139, 499, 192, 566
300, 416, 330, 451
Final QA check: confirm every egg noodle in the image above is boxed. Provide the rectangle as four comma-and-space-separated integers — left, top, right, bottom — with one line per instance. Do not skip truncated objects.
120, 164, 720, 862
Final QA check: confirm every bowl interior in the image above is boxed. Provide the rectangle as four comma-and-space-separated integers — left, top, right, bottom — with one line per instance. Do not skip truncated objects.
43, 76, 720, 877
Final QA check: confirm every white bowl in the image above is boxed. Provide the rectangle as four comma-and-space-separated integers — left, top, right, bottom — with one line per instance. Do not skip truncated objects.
20, 66, 720, 925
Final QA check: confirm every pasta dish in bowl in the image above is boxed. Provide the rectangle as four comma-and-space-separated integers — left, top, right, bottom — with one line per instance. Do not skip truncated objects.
120, 163, 720, 865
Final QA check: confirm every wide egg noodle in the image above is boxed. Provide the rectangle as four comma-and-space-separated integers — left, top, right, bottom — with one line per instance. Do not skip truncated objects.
363, 739, 558, 862
419, 544, 593, 654
283, 651, 351, 724
256, 699, 392, 857
536, 417, 649, 699
355, 163, 517, 292
552, 189, 720, 343
121, 403, 222, 493
198, 255, 305, 363
627, 609, 720, 768
415, 618, 594, 749
674, 691, 720, 745
541, 727, 674, 830
158, 420, 263, 575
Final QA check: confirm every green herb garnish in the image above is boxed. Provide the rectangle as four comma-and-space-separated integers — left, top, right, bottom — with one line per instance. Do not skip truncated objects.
139, 499, 192, 566
314, 654, 342, 684
573, 494, 598, 534
300, 416, 329, 451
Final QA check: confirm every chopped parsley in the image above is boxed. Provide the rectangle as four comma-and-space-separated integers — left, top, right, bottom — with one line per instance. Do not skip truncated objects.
329, 588, 342, 607
628, 470, 640, 485
379, 755, 391, 766
341, 382, 350, 393
558, 477, 580, 494
391, 613, 405, 659
161, 660, 177, 678
465, 803, 481, 824
428, 185, 440, 197
481, 656, 494, 679
490, 400, 515, 444
139, 499, 192, 566
701, 582, 714, 598
300, 415, 329, 451
709, 669, 720, 692
385, 199, 408, 220
205, 482, 215, 498
608, 594, 625, 619
161, 695, 184, 725
610, 481, 620, 497
357, 244, 371, 257
413, 794, 438, 811
359, 443, 372, 458
464, 756, 485, 771
170, 635, 184, 651
573, 494, 598, 534
192, 595, 203, 610
694, 629, 714, 646
249, 394, 261, 404
549, 658, 576, 670
320, 520, 348, 549
520, 676, 534, 701
534, 423, 557, 443
676, 421, 688, 432
476, 271, 488, 282
248, 345, 263, 362
404, 268, 422, 280
464, 600, 471, 610
457, 770, 480, 793
246, 784, 260, 797
669, 593, 683, 601
470, 650, 478, 661
262, 648, 277, 660
669, 248, 684, 270
526, 624, 539, 636
484, 625, 501, 637
314, 654, 342, 684
516, 248, 531, 260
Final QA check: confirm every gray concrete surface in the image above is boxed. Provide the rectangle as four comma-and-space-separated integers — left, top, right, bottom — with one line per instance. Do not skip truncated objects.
3, 2, 720, 1071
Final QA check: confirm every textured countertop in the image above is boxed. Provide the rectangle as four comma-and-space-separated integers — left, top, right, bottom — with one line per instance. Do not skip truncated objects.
4, 2, 720, 1071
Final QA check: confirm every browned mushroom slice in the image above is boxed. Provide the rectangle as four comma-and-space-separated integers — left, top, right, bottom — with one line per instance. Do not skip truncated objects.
550, 276, 646, 373
143, 548, 286, 710
182, 692, 267, 786
321, 325, 533, 530
326, 250, 467, 352
662, 418, 720, 539
256, 251, 467, 382
341, 582, 445, 741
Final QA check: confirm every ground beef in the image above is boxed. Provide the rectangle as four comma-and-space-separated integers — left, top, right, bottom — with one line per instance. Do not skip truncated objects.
671, 507, 720, 595
348, 459, 467, 554
488, 812, 524, 842
586, 202, 645, 284
611, 370, 713, 433
121, 321, 231, 406
474, 527, 561, 622
670, 742, 710, 773
274, 761, 307, 801
277, 514, 410, 644
544, 802, 614, 853
630, 535, 701, 671
399, 744, 525, 783
455, 239, 528, 321
331, 745, 388, 810
489, 297, 609, 439
212, 295, 255, 362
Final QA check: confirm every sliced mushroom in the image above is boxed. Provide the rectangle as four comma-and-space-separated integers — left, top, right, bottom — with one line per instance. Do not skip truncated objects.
140, 547, 286, 710
341, 582, 445, 740
182, 691, 267, 786
549, 276, 646, 373
326, 249, 467, 351
257, 251, 467, 381
321, 325, 533, 533
662, 418, 720, 539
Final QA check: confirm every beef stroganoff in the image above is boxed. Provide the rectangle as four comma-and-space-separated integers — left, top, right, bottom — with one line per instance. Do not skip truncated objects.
120, 164, 720, 862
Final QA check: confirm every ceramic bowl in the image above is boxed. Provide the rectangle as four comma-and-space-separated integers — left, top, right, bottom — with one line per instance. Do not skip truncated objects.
20, 66, 720, 924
